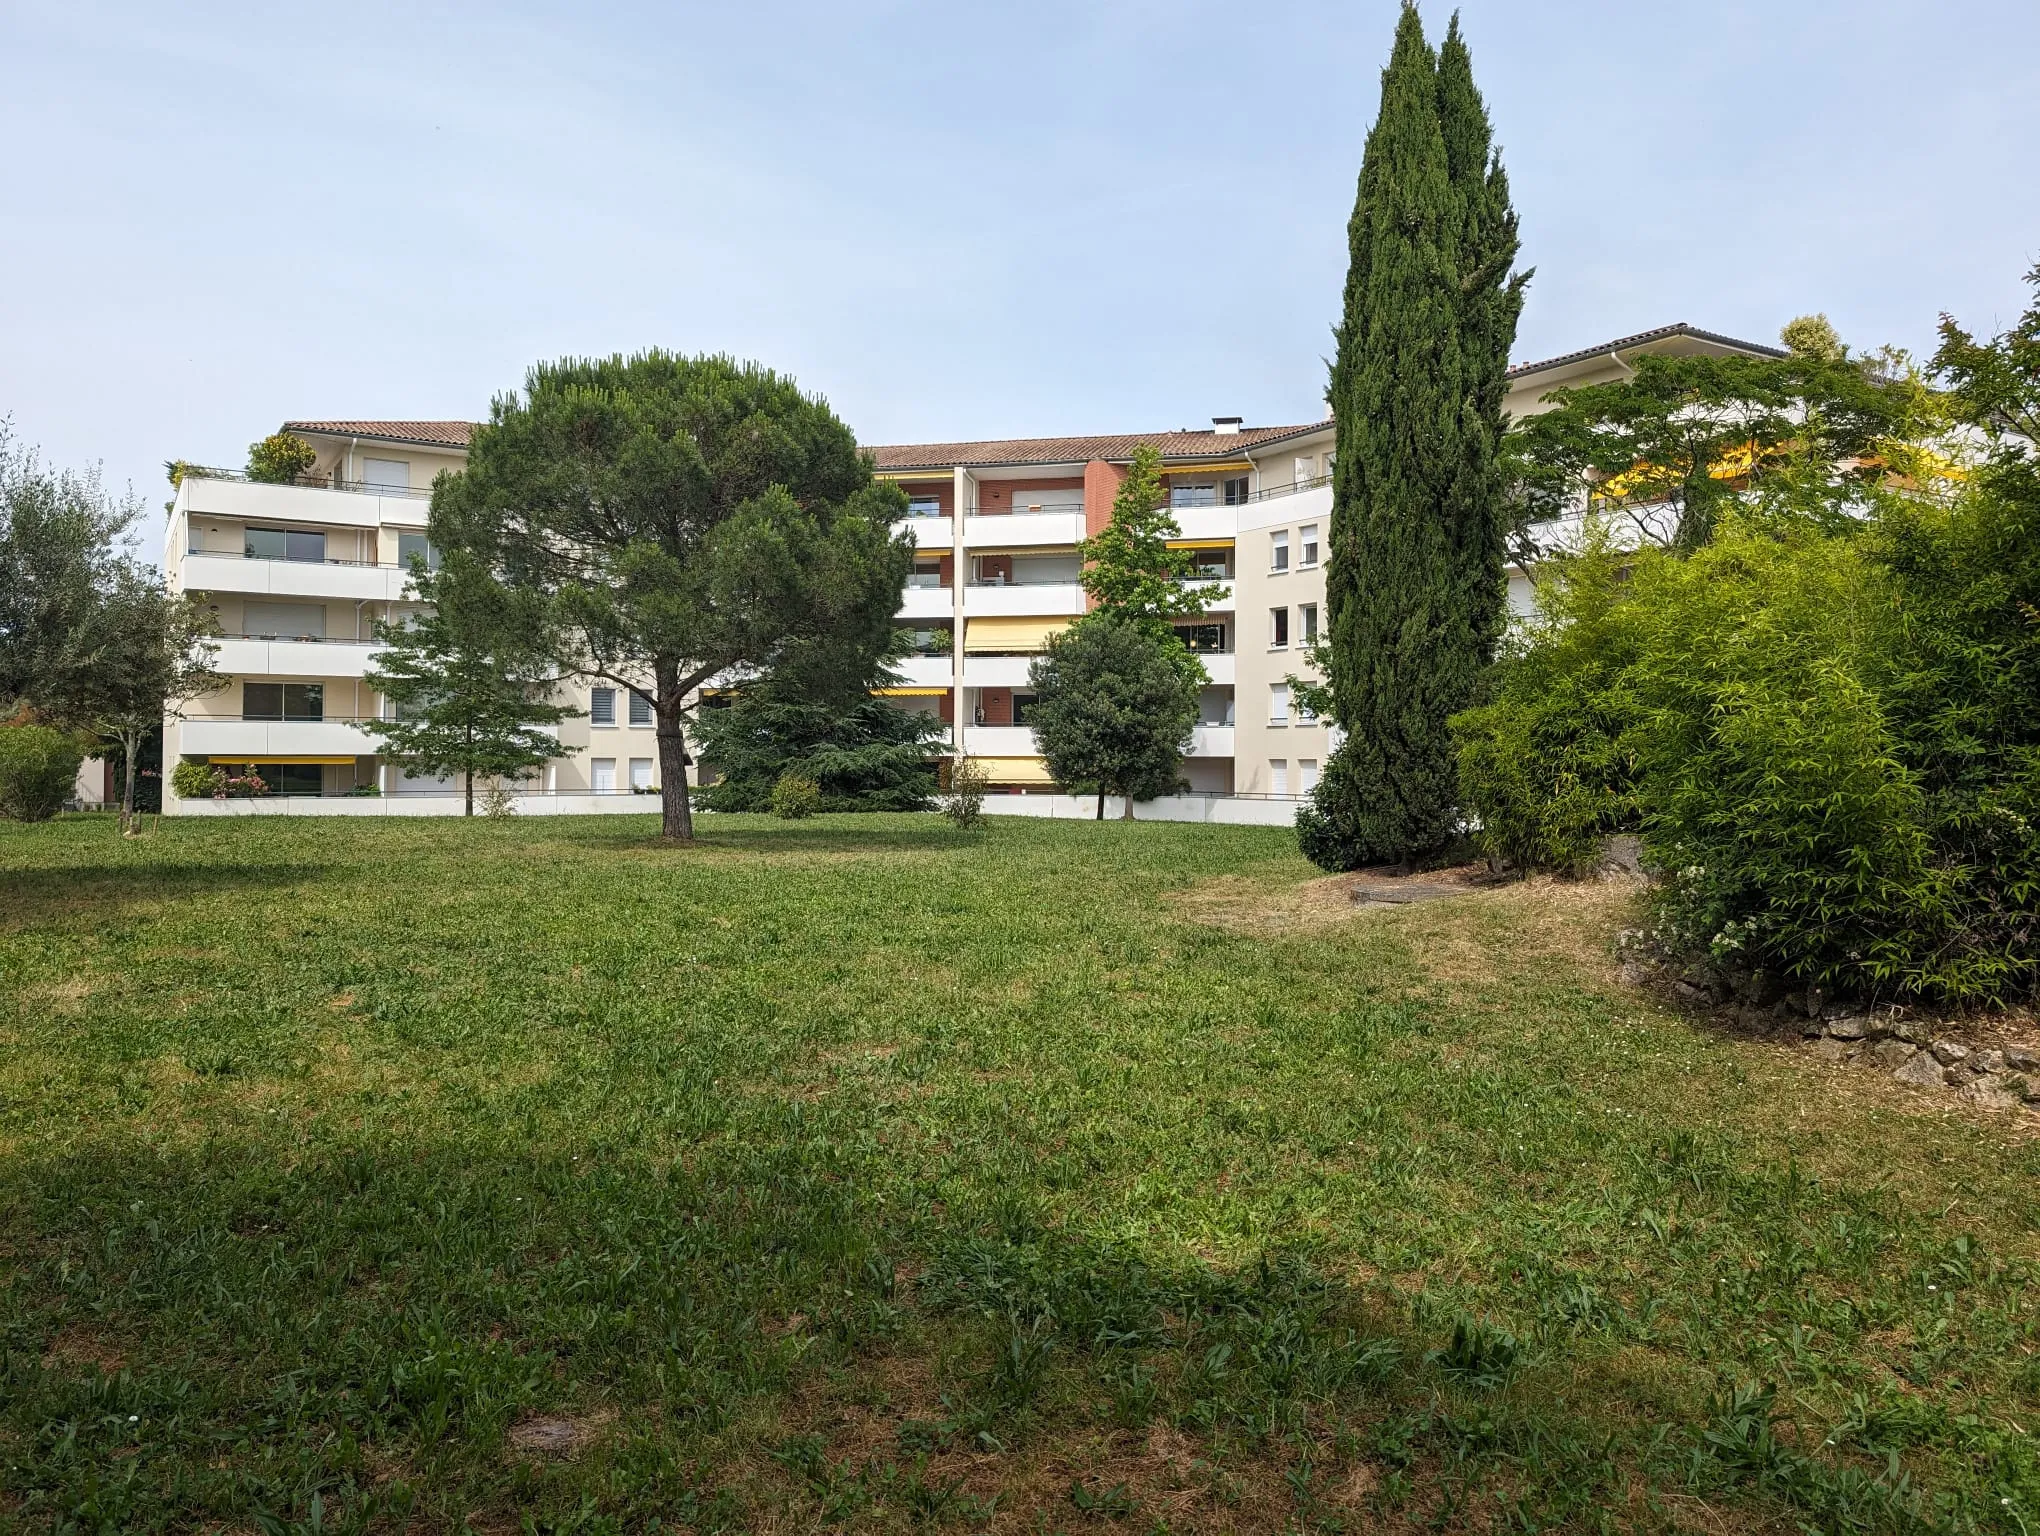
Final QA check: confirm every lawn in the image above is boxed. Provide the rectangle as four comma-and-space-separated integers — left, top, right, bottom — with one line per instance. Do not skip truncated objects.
2, 813, 2037, 1534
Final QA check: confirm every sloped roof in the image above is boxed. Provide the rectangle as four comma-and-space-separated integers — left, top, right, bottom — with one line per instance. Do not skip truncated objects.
868, 422, 1330, 471
283, 420, 476, 449
1507, 323, 1786, 379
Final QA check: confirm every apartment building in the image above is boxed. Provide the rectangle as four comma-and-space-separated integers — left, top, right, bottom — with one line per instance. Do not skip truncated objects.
161, 323, 1780, 814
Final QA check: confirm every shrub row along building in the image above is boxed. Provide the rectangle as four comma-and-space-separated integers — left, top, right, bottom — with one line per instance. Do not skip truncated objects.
159, 325, 1781, 817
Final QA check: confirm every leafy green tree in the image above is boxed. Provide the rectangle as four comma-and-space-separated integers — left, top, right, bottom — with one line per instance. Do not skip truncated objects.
1029, 619, 1198, 820
1305, 3, 1522, 871
1507, 348, 1898, 557
1079, 444, 1223, 644
63, 565, 224, 834
0, 421, 143, 716
692, 685, 945, 812
431, 352, 913, 840
245, 432, 317, 485
1780, 313, 1847, 363
362, 556, 576, 817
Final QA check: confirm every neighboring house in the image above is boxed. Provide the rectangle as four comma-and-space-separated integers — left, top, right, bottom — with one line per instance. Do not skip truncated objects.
161, 324, 1781, 816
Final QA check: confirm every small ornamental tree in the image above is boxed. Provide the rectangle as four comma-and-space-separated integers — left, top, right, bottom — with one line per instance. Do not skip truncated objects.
1079, 444, 1224, 645
65, 566, 225, 834
1029, 619, 1199, 820
363, 555, 576, 816
431, 352, 913, 841
245, 432, 318, 485
692, 686, 944, 812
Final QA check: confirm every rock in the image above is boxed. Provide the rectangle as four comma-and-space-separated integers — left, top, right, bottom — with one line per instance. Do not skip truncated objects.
1801, 1019, 1826, 1039
1889, 1019, 1929, 1045
1892, 1051, 1949, 1089
1618, 961, 1651, 988
1931, 1040, 1971, 1066
2004, 1044, 2039, 1073
2005, 1074, 2038, 1104
1871, 1039, 1918, 1070
1599, 835, 1645, 877
1826, 1017, 1870, 1041
1811, 1036, 1857, 1064
1804, 985, 1829, 1018
1961, 1075, 2024, 1112
1672, 980, 1707, 1004
1976, 1050, 2007, 1075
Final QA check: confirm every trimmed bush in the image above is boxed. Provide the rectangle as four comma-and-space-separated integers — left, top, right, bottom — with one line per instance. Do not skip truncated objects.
245, 432, 317, 485
0, 725, 86, 821
769, 772, 821, 820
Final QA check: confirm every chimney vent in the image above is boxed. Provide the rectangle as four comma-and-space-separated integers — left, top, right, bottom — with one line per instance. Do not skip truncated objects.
1211, 415, 1242, 435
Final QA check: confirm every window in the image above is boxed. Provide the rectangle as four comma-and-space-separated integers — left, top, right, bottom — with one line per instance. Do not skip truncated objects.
1270, 683, 1290, 725
1299, 524, 1320, 568
907, 496, 943, 518
1176, 623, 1227, 654
1299, 602, 1319, 644
1223, 475, 1250, 506
629, 757, 654, 791
1270, 607, 1289, 649
1170, 483, 1217, 508
1270, 758, 1289, 796
257, 763, 324, 796
627, 691, 653, 726
243, 681, 324, 721
590, 687, 616, 726
1296, 691, 1318, 724
1299, 758, 1321, 796
397, 532, 441, 571
591, 758, 617, 792
1187, 550, 1230, 580
901, 625, 950, 654
909, 559, 945, 589
1012, 692, 1042, 726
1294, 454, 1316, 487
242, 601, 324, 639
361, 458, 410, 492
1270, 530, 1290, 572
245, 526, 326, 563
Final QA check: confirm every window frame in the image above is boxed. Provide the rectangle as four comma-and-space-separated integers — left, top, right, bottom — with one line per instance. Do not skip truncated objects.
1270, 530, 1290, 573
1299, 524, 1320, 568
1270, 607, 1290, 650
589, 686, 617, 727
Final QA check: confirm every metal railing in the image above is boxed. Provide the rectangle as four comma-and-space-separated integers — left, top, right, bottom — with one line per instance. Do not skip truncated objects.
177, 465, 434, 499
217, 632, 378, 645
966, 574, 1081, 587
187, 549, 412, 570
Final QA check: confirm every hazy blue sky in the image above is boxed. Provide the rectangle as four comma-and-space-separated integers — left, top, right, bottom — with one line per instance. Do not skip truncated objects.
5, 0, 2036, 560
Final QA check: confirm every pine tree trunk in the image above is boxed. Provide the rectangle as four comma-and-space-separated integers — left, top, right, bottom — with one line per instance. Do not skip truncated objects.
656, 695, 694, 841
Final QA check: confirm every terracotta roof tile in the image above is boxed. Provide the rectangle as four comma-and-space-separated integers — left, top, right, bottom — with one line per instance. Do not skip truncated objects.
283, 420, 477, 449
868, 422, 1329, 471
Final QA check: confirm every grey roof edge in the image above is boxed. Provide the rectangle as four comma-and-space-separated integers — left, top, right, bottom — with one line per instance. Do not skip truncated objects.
1507, 323, 1788, 379
871, 419, 1336, 472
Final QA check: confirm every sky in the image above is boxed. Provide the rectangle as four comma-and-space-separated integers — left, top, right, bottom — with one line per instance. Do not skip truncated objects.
4, 0, 2037, 563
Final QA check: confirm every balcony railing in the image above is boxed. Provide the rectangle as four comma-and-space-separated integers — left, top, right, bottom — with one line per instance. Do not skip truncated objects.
966, 574, 1081, 587
178, 465, 434, 500
217, 632, 379, 645
192, 549, 411, 570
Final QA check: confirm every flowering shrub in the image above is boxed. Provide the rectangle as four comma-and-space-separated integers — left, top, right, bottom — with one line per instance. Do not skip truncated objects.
169, 761, 272, 799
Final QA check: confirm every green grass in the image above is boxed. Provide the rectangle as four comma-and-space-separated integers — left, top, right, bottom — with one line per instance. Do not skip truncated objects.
2, 812, 2038, 1534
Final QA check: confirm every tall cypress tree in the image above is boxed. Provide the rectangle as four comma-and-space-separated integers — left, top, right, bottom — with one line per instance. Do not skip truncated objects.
1437, 14, 1528, 670
1299, 3, 1524, 872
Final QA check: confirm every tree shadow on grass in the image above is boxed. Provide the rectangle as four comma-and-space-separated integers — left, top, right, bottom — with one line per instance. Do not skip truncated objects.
0, 1122, 1943, 1536
0, 861, 324, 929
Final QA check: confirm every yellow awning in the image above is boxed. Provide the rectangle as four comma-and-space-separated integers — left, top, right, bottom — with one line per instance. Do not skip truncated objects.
963, 616, 1073, 653
1166, 538, 1235, 550
873, 686, 949, 696
204, 755, 360, 765
875, 469, 953, 482
972, 756, 1057, 784
1165, 461, 1254, 475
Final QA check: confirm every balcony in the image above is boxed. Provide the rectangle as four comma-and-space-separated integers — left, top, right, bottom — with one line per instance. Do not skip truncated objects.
178, 716, 381, 759
889, 653, 954, 688
962, 582, 1086, 617
1188, 653, 1236, 685
963, 511, 1085, 549
178, 474, 430, 530
897, 585, 954, 620
1189, 726, 1236, 758
962, 654, 1035, 688
180, 552, 415, 603
962, 725, 1038, 756
1170, 505, 1240, 542
213, 636, 381, 679
898, 515, 954, 547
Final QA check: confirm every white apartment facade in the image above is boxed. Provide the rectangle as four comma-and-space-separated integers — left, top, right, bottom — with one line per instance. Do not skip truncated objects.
161, 324, 1780, 816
